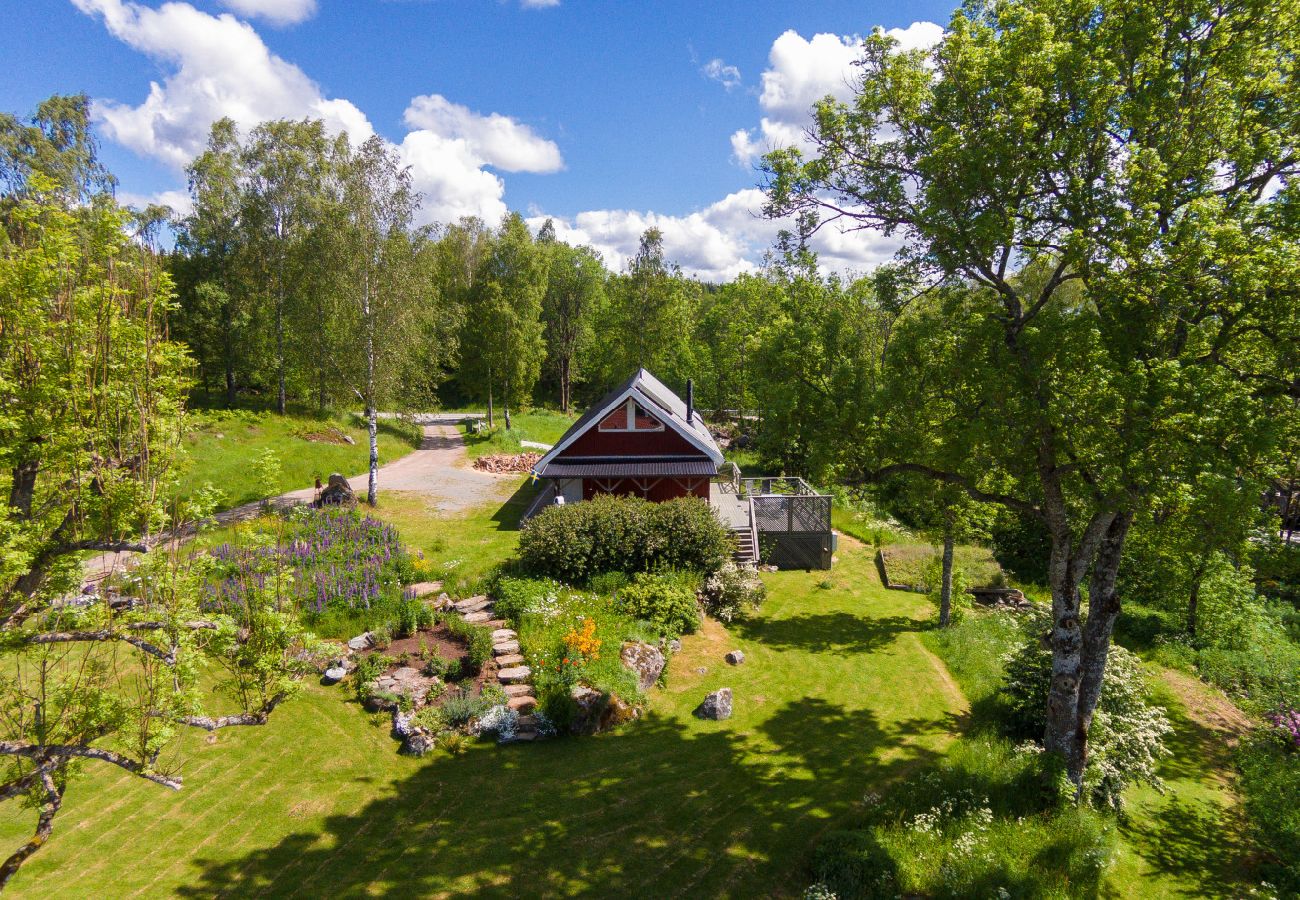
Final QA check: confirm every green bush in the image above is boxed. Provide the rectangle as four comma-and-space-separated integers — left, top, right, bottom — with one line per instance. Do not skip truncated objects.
491, 575, 564, 623
517, 495, 729, 583
441, 687, 490, 728
699, 562, 766, 622
1238, 730, 1300, 893
617, 572, 701, 638
393, 598, 434, 638
1002, 642, 1172, 810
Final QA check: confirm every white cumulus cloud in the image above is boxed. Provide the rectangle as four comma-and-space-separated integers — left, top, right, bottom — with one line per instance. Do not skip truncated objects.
530, 188, 899, 282
219, 0, 317, 25
73, 0, 565, 227
72, 0, 372, 168
403, 94, 562, 174
730, 22, 942, 165
701, 58, 742, 90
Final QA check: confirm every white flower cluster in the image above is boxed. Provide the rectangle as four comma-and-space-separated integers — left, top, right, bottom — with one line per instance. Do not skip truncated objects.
475, 704, 519, 742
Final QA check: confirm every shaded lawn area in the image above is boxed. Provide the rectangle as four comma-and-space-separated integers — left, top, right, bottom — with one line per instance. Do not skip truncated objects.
1105, 675, 1257, 899
0, 537, 966, 897
459, 410, 576, 460
176, 409, 422, 512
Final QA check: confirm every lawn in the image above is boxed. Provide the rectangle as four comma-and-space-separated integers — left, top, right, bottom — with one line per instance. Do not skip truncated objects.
0, 530, 967, 897
459, 409, 576, 460
0, 500, 1261, 897
175, 408, 423, 512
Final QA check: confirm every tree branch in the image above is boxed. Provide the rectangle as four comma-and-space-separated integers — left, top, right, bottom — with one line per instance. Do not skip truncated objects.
177, 692, 290, 731
0, 742, 181, 790
865, 463, 1041, 518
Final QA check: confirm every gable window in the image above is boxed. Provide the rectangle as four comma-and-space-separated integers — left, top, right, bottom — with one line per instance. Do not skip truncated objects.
599, 398, 665, 432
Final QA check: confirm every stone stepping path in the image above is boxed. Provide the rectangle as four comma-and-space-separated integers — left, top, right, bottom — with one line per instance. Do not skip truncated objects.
434, 591, 543, 742
497, 665, 531, 684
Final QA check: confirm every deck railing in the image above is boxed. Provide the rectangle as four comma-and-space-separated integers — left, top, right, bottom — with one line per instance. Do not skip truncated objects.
738, 476, 820, 499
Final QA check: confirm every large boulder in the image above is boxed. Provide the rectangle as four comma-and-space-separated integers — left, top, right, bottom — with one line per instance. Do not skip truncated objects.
570, 685, 641, 735
321, 666, 348, 685
694, 688, 733, 721
620, 641, 666, 692
725, 650, 745, 666
316, 473, 357, 508
347, 633, 373, 652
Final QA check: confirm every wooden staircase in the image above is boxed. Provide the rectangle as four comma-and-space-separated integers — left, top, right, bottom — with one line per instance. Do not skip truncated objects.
732, 529, 757, 565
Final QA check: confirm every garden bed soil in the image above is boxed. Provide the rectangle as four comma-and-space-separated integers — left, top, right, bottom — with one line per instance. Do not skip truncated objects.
361, 623, 498, 698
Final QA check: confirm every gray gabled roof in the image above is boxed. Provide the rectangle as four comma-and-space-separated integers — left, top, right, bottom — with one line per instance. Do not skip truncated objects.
535, 369, 723, 476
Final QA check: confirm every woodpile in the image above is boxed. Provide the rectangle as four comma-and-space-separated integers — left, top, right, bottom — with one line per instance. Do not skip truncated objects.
473, 452, 542, 474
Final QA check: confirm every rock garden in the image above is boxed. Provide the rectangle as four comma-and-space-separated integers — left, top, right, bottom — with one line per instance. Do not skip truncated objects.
200, 495, 766, 758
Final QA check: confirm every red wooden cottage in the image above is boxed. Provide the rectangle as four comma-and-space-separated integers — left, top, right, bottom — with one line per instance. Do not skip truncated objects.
530, 368, 724, 506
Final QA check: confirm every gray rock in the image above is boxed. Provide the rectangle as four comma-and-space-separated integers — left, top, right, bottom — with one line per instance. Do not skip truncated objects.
668, 639, 682, 653
620, 641, 666, 691
694, 688, 733, 721
725, 650, 745, 666
347, 633, 373, 652
401, 732, 436, 757
315, 473, 357, 508
321, 666, 348, 685
493, 640, 521, 655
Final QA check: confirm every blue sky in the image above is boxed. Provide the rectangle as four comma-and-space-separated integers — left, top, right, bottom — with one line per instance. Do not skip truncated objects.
2, 0, 952, 278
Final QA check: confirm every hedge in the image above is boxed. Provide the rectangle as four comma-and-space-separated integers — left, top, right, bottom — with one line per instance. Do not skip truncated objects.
517, 494, 730, 583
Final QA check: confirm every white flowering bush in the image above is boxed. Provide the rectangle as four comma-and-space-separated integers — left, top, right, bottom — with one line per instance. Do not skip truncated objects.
1001, 642, 1172, 810
699, 562, 766, 622
474, 704, 519, 742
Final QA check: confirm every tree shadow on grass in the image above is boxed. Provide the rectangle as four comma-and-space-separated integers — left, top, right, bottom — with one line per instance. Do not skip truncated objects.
1120, 796, 1254, 897
734, 611, 921, 656
176, 697, 949, 898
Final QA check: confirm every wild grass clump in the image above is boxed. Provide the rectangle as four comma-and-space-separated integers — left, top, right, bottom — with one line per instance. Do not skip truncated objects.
517, 494, 729, 583
810, 738, 1115, 899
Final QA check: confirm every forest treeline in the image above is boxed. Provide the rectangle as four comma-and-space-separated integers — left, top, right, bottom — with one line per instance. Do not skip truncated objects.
169, 115, 876, 476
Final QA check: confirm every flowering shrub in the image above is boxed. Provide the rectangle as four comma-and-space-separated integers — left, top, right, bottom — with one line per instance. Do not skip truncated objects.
564, 617, 602, 661
699, 563, 766, 622
1269, 707, 1300, 750
518, 494, 730, 583
205, 509, 410, 616
1001, 642, 1172, 810
475, 704, 520, 741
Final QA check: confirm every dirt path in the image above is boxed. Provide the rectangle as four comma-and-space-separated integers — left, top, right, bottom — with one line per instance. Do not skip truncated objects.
84, 424, 512, 584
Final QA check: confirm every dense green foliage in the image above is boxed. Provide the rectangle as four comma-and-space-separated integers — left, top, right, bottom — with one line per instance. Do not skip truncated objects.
615, 572, 701, 639
1238, 730, 1300, 892
517, 495, 730, 583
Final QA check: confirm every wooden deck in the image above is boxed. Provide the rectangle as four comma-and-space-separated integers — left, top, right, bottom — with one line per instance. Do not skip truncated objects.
708, 482, 752, 530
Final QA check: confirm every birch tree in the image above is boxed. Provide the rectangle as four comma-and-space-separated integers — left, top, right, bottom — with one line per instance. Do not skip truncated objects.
764, 0, 1300, 791
326, 136, 423, 506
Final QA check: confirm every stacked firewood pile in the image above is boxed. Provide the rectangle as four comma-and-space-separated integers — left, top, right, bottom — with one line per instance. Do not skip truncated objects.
473, 452, 542, 474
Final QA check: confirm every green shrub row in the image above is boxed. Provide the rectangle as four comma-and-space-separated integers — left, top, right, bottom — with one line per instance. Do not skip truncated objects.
517, 495, 730, 583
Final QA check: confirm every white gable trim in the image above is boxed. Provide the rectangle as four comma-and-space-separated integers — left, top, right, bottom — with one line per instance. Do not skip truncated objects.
536, 385, 724, 471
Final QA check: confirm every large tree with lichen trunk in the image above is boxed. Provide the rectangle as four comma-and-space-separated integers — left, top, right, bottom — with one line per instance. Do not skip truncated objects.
763, 0, 1300, 792
0, 97, 318, 886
